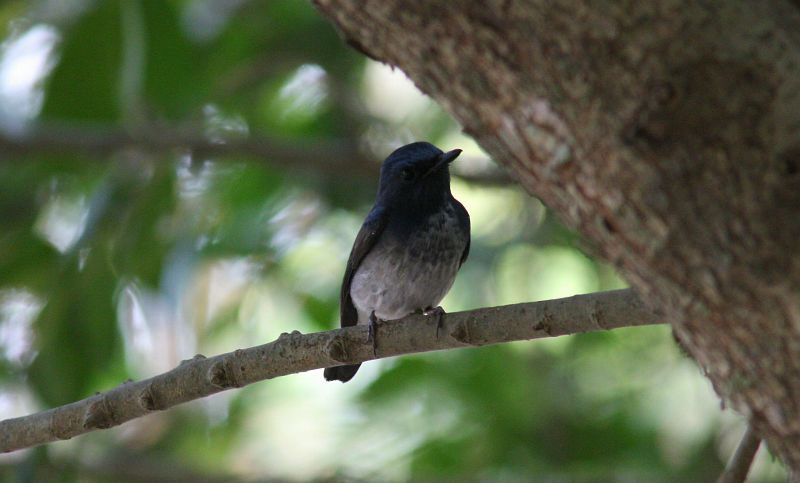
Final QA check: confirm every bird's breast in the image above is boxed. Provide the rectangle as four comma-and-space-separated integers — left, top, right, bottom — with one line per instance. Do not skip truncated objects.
349, 204, 468, 324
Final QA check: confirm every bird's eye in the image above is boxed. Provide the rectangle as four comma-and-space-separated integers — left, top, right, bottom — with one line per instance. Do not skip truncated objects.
400, 167, 415, 181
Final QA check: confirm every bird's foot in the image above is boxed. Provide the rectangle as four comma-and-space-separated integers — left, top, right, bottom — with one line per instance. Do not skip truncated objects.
424, 306, 446, 339
367, 311, 378, 356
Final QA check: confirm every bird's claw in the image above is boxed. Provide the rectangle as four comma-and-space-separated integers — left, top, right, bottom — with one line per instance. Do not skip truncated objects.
367, 311, 378, 356
424, 306, 446, 339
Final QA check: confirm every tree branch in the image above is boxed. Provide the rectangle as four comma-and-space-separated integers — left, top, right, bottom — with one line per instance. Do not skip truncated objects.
0, 288, 658, 453
0, 124, 512, 185
718, 425, 762, 483
0, 123, 372, 175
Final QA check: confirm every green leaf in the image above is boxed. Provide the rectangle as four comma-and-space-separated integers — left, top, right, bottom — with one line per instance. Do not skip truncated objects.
140, 0, 205, 116
109, 162, 177, 286
28, 252, 123, 406
40, 1, 123, 122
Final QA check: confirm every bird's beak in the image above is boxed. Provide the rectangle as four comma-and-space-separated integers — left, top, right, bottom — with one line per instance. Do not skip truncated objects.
440, 149, 462, 165
424, 149, 462, 178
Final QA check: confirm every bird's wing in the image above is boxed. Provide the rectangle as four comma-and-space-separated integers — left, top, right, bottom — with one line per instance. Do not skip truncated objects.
454, 199, 471, 268
340, 205, 388, 327
460, 236, 471, 268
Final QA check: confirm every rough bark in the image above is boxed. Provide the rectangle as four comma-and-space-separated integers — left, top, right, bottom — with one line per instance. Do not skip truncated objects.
0, 289, 656, 453
311, 0, 800, 470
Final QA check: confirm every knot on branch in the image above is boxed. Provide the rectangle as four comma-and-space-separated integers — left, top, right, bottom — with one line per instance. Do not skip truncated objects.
208, 360, 235, 388
449, 319, 477, 345
533, 314, 553, 336
180, 354, 206, 366
326, 335, 352, 363
83, 395, 114, 430
278, 330, 302, 340
208, 352, 245, 389
138, 385, 160, 411
50, 406, 75, 441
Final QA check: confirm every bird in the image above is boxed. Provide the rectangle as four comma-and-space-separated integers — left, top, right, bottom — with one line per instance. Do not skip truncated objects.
324, 142, 471, 383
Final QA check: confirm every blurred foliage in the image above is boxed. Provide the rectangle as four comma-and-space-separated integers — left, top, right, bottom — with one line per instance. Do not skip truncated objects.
0, 0, 786, 481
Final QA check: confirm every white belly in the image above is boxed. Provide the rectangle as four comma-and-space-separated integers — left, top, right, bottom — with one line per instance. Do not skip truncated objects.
349, 210, 466, 324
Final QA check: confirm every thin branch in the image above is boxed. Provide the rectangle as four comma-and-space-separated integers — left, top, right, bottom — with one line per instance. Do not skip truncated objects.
718, 424, 762, 483
0, 124, 512, 185
0, 288, 659, 453
0, 123, 373, 177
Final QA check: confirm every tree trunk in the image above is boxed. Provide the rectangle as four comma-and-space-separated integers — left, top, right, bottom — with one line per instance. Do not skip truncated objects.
312, 0, 800, 471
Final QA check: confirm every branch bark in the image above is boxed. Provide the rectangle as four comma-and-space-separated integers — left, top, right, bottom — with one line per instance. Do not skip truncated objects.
310, 0, 800, 471
718, 425, 761, 483
0, 289, 657, 453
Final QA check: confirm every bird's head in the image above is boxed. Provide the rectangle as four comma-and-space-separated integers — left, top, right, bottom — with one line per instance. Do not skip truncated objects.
376, 142, 462, 207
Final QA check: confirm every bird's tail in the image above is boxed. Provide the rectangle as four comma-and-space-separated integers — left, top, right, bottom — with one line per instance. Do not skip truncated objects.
324, 363, 361, 383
